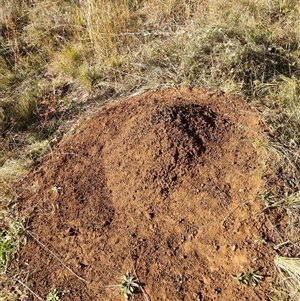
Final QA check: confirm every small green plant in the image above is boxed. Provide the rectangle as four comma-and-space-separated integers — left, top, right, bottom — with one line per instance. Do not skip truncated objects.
46, 288, 60, 301
233, 272, 249, 286
233, 268, 264, 287
46, 288, 67, 301
120, 272, 139, 300
0, 237, 14, 273
0, 220, 26, 273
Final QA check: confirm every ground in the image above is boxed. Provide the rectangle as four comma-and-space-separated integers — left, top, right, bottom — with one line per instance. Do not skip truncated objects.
16, 87, 274, 301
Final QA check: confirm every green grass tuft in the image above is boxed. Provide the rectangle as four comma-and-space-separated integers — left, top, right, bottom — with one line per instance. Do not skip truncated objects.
0, 219, 26, 273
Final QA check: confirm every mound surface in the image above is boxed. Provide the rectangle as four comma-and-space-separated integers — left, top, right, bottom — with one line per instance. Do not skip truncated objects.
17, 87, 274, 300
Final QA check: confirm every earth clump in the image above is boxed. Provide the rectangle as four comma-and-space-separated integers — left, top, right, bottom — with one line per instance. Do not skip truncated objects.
17, 87, 274, 300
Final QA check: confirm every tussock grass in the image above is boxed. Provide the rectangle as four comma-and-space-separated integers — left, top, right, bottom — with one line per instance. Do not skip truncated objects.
0, 158, 32, 198
1, 0, 300, 299
273, 256, 300, 301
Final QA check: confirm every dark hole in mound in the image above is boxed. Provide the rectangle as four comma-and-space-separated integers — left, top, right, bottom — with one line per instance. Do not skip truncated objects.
151, 104, 217, 157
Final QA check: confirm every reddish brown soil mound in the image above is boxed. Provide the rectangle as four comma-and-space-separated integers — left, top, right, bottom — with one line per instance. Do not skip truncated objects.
17, 87, 274, 301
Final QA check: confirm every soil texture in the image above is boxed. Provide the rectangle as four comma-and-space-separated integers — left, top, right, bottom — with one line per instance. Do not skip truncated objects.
17, 87, 274, 301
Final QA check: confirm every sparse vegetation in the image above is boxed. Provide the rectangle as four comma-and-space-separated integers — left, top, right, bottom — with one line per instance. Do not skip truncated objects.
0, 214, 27, 300
46, 288, 67, 301
233, 268, 264, 287
1, 0, 300, 299
0, 218, 26, 273
120, 272, 139, 300
106, 271, 140, 300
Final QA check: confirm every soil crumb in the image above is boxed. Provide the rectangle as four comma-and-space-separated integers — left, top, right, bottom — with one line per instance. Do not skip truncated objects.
17, 87, 274, 301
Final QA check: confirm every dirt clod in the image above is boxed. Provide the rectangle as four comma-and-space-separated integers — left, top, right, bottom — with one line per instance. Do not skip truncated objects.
17, 87, 274, 300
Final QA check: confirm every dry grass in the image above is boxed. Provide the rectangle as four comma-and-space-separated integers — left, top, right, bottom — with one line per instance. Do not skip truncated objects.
273, 256, 300, 301
1, 0, 300, 299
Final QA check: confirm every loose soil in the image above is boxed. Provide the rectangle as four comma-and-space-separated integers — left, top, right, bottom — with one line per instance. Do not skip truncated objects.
17, 87, 274, 301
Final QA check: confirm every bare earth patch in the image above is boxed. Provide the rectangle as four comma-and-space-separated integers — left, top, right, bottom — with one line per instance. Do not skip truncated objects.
17, 87, 274, 300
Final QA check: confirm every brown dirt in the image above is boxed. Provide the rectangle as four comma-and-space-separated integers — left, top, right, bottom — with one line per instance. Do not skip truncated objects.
17, 87, 274, 301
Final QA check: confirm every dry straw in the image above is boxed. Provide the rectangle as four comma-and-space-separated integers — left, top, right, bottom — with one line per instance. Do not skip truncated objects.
274, 256, 300, 300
